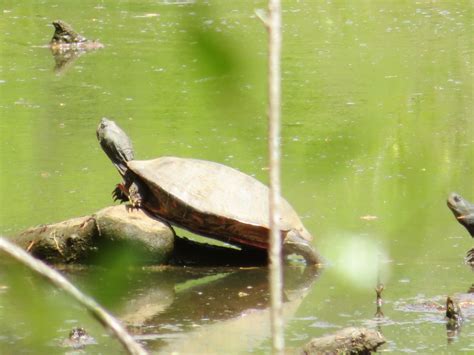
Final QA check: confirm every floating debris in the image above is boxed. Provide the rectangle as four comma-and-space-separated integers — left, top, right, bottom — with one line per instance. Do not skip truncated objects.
360, 215, 378, 221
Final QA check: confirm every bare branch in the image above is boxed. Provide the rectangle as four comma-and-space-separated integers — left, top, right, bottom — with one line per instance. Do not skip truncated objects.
0, 237, 148, 355
255, 9, 270, 28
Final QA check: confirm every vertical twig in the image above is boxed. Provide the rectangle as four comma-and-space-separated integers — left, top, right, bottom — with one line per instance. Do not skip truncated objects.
0, 237, 148, 355
267, 0, 284, 353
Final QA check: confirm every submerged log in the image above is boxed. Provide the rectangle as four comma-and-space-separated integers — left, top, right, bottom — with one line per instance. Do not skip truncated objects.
301, 327, 385, 355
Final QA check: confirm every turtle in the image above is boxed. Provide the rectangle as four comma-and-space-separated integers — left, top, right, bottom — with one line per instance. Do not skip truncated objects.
395, 292, 474, 333
50, 20, 104, 52
61, 327, 95, 349
447, 192, 474, 265
447, 193, 474, 236
96, 118, 320, 264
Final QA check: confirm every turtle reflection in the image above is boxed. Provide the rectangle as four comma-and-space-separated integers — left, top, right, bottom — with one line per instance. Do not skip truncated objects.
108, 266, 320, 352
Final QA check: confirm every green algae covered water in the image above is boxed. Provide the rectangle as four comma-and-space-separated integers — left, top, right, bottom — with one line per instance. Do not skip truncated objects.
0, 1, 473, 353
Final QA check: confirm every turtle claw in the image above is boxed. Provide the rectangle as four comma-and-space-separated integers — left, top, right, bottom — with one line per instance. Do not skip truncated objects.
124, 197, 141, 212
112, 184, 129, 203
466, 248, 474, 266
129, 195, 142, 209
111, 182, 142, 209
128, 182, 142, 209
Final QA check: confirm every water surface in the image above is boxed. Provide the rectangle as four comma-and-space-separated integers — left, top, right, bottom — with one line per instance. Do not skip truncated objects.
0, 0, 473, 353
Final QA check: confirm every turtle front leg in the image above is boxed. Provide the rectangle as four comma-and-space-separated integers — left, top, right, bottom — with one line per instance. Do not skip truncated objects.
128, 181, 143, 208
283, 230, 321, 265
112, 183, 129, 203
112, 180, 145, 209
112, 182, 141, 208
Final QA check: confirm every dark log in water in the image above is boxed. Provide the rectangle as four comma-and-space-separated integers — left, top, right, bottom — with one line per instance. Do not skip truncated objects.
301, 327, 385, 354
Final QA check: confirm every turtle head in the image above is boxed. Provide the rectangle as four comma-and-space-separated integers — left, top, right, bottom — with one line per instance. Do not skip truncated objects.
52, 20, 68, 31
51, 20, 86, 44
97, 118, 135, 176
447, 193, 474, 237
283, 229, 321, 265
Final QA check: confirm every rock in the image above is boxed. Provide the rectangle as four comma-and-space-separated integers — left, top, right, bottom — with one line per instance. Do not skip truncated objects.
12, 205, 175, 264
94, 205, 175, 260
301, 327, 385, 354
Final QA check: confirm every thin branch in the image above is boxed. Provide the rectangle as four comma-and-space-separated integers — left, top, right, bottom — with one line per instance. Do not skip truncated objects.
255, 9, 270, 28
0, 237, 148, 355
266, 0, 284, 353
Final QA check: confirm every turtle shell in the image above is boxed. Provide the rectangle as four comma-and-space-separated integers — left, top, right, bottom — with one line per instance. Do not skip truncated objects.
127, 157, 312, 250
